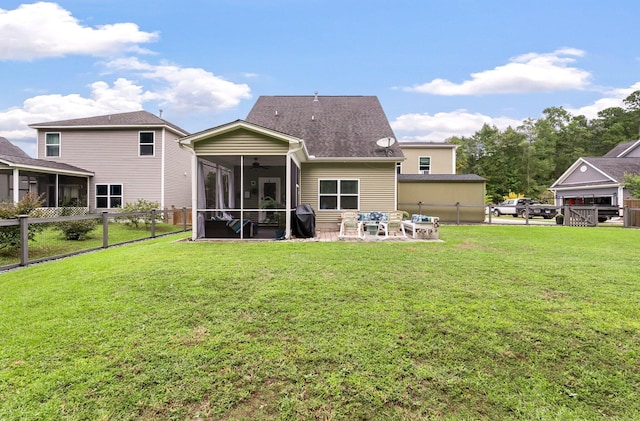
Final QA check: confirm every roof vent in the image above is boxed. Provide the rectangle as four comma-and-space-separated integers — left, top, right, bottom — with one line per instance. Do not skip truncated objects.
159, 109, 163, 118
313, 91, 319, 102
275, 110, 278, 116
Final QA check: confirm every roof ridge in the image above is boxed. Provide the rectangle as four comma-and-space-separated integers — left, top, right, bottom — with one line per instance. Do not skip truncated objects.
28, 110, 190, 135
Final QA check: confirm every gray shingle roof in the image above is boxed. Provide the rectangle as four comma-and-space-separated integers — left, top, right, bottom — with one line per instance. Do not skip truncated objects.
29, 110, 189, 136
0, 153, 93, 174
245, 96, 402, 159
0, 137, 30, 158
603, 140, 637, 158
582, 157, 640, 181
398, 174, 486, 182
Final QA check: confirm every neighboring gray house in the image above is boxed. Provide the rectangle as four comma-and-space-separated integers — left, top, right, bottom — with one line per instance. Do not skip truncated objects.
29, 111, 192, 211
550, 139, 640, 211
0, 136, 93, 206
179, 95, 404, 239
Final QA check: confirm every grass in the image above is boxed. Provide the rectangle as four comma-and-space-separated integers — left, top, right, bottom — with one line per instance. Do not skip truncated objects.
0, 222, 185, 267
1, 225, 639, 420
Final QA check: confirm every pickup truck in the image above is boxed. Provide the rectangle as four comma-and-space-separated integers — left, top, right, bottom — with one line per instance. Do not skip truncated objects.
491, 198, 558, 219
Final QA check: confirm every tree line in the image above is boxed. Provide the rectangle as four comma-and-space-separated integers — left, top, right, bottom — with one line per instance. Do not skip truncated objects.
448, 91, 640, 203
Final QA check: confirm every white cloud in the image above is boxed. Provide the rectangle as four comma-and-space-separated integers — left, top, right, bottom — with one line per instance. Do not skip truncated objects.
391, 110, 523, 142
566, 82, 640, 119
0, 2, 158, 60
105, 57, 252, 111
0, 78, 144, 141
0, 57, 252, 153
402, 48, 591, 95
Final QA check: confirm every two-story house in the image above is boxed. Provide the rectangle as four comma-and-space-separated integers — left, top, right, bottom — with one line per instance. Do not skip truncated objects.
29, 111, 193, 211
180, 95, 403, 239
397, 142, 486, 222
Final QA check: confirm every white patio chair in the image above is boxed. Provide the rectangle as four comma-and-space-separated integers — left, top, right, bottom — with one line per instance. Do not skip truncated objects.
378, 211, 407, 238
338, 211, 363, 239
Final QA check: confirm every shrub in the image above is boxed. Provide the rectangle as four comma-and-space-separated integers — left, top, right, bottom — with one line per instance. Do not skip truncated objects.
55, 208, 97, 240
0, 193, 45, 251
117, 199, 160, 228
623, 172, 640, 198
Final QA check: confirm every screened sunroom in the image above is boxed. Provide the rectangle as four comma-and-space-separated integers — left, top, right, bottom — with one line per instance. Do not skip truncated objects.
182, 121, 305, 240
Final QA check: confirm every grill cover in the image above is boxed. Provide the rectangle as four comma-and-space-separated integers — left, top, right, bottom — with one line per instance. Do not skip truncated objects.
291, 204, 316, 238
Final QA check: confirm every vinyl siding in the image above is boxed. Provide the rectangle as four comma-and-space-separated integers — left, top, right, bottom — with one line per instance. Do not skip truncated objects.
563, 165, 611, 184
36, 128, 191, 210
397, 180, 485, 222
301, 162, 397, 229
399, 147, 455, 174
193, 129, 289, 155
163, 131, 192, 208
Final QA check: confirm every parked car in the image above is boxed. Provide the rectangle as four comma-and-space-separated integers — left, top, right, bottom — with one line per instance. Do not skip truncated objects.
492, 198, 558, 219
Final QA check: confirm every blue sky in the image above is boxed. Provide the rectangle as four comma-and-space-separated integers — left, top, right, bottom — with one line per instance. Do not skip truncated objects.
2, 0, 640, 157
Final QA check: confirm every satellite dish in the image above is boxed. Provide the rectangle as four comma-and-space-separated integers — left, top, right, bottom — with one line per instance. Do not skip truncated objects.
376, 137, 396, 148
376, 137, 396, 156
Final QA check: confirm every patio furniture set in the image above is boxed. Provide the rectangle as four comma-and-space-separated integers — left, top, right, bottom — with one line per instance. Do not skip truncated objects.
338, 211, 439, 240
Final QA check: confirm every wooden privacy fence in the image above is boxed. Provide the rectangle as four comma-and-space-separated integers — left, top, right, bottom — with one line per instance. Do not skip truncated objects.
165, 206, 192, 226
623, 199, 640, 227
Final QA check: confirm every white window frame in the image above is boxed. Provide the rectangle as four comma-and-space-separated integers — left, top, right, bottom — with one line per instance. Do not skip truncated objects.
139, 131, 155, 157
318, 178, 360, 211
419, 156, 431, 174
45, 132, 61, 157
95, 183, 123, 209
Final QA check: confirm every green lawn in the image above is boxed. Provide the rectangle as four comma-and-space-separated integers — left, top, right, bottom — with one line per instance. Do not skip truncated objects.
0, 222, 185, 268
1, 226, 639, 420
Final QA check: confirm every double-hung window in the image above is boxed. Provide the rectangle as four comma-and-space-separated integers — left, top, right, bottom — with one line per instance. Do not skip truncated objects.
96, 184, 123, 208
139, 131, 154, 156
419, 156, 431, 174
319, 179, 359, 210
45, 133, 60, 157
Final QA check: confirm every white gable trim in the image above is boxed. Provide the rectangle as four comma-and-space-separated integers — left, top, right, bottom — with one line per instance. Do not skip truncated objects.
550, 158, 616, 188
180, 120, 302, 147
617, 139, 640, 157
